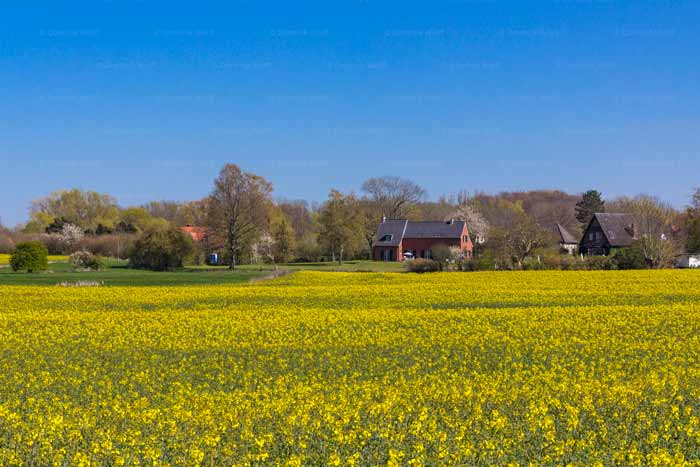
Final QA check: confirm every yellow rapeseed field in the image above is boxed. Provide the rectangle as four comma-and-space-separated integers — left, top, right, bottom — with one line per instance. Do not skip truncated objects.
0, 254, 68, 265
1, 270, 700, 466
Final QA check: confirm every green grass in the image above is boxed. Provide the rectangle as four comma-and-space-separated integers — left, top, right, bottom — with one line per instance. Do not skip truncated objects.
0, 259, 404, 286
0, 259, 268, 286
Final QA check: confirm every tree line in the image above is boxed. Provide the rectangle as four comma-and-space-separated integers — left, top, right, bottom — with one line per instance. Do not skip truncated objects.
1, 163, 699, 270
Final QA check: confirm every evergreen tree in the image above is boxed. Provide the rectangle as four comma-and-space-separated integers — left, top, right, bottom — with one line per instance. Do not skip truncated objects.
575, 190, 605, 226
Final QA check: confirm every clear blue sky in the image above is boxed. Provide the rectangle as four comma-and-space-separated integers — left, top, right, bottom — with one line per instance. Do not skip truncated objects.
1, 0, 698, 226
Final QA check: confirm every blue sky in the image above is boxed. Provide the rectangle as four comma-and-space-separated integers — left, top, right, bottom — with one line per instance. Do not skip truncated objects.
1, 0, 698, 226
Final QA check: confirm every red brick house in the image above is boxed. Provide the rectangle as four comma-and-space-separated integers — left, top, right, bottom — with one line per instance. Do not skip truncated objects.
373, 219, 473, 261
180, 225, 209, 242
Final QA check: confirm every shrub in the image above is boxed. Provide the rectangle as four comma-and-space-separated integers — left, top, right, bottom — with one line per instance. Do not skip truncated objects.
128, 227, 194, 271
69, 251, 105, 271
405, 258, 440, 273
585, 255, 616, 270
612, 244, 647, 270
10, 242, 49, 272
75, 234, 135, 258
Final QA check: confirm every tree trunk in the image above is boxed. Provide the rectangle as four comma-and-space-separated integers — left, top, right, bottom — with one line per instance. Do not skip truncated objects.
339, 246, 344, 265
229, 243, 236, 270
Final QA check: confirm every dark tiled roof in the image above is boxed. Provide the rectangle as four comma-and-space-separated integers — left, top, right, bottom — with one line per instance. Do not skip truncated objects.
556, 223, 578, 244
373, 220, 407, 246
404, 221, 466, 238
593, 213, 636, 247
373, 219, 466, 247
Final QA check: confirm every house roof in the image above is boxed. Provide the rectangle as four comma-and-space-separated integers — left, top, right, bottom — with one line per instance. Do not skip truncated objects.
373, 219, 467, 247
590, 213, 636, 247
404, 220, 467, 238
556, 223, 578, 244
373, 220, 407, 246
180, 225, 209, 242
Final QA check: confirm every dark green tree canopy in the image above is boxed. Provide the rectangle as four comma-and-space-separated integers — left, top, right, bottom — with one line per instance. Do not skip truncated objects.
10, 242, 49, 273
575, 190, 605, 226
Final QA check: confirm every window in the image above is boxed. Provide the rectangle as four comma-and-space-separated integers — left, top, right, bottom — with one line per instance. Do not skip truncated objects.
379, 234, 393, 242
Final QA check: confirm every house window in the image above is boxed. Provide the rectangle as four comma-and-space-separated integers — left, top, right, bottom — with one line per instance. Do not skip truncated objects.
380, 234, 393, 242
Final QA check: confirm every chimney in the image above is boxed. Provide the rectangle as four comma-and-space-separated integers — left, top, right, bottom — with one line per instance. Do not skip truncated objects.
381, 215, 386, 223
447, 218, 454, 225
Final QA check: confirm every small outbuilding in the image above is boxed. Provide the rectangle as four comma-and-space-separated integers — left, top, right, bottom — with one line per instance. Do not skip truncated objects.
555, 223, 579, 255
677, 254, 700, 269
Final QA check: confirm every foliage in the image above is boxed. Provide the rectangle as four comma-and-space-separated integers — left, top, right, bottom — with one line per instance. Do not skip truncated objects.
128, 226, 194, 271
585, 255, 616, 270
612, 241, 648, 270
207, 164, 273, 269
30, 189, 120, 231
404, 257, 440, 273
58, 223, 84, 247
318, 190, 363, 264
271, 217, 296, 263
9, 241, 49, 272
295, 234, 322, 262
69, 250, 105, 271
74, 234, 135, 259
686, 188, 700, 254
0, 232, 15, 254
2, 271, 700, 465
609, 194, 680, 268
450, 202, 489, 244
485, 202, 552, 268
575, 190, 605, 226
429, 243, 452, 270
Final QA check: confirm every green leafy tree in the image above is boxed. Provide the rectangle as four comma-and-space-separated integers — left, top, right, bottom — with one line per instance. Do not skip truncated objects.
30, 189, 119, 231
128, 226, 194, 271
318, 190, 362, 264
10, 242, 49, 272
430, 243, 452, 271
272, 217, 296, 263
575, 190, 605, 226
613, 242, 647, 270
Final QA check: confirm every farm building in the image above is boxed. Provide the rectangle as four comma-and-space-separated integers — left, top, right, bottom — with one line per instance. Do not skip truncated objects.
180, 225, 209, 242
579, 213, 636, 256
373, 218, 473, 261
677, 254, 700, 269
555, 223, 579, 255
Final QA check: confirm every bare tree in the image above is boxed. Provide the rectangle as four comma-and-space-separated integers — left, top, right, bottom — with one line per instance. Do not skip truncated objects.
608, 195, 679, 268
207, 164, 273, 269
361, 176, 426, 219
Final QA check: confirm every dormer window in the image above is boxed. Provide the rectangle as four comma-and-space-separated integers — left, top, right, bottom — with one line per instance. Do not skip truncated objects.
380, 234, 393, 242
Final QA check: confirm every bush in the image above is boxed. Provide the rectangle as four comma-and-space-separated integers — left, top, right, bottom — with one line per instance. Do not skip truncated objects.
585, 255, 616, 270
405, 258, 440, 273
128, 227, 194, 271
75, 234, 135, 258
613, 244, 647, 270
69, 251, 105, 271
296, 235, 322, 262
10, 242, 49, 272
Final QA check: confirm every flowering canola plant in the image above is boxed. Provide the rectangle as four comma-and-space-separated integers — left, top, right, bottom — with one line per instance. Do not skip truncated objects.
0, 254, 68, 265
1, 270, 700, 466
